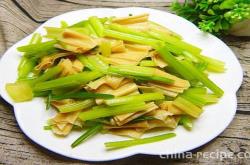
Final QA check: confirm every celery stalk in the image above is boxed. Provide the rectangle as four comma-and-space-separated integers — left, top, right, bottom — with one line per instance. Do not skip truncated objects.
18, 33, 42, 79
139, 60, 156, 67
77, 55, 96, 70
108, 65, 174, 84
100, 40, 111, 57
173, 97, 203, 118
105, 133, 176, 149
87, 55, 109, 73
104, 29, 163, 48
57, 99, 95, 113
17, 40, 57, 54
156, 46, 195, 80
79, 102, 147, 121
108, 23, 150, 38
89, 16, 104, 37
104, 93, 164, 106
146, 30, 201, 54
33, 71, 103, 92
52, 91, 114, 100
29, 65, 62, 85
6, 82, 33, 102
180, 60, 224, 97
179, 115, 193, 130
71, 123, 102, 148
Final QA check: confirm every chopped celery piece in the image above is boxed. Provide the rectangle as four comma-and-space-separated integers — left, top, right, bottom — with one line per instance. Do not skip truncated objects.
108, 65, 174, 84
180, 60, 224, 97
157, 45, 195, 80
46, 92, 52, 110
79, 102, 147, 121
184, 93, 218, 105
200, 55, 225, 73
104, 29, 163, 48
108, 23, 150, 38
43, 125, 52, 130
52, 91, 114, 100
139, 60, 156, 67
34, 91, 50, 97
179, 115, 193, 130
44, 27, 64, 39
89, 16, 104, 37
185, 87, 207, 94
130, 116, 156, 123
71, 123, 102, 148
173, 97, 203, 118
70, 20, 89, 28
182, 51, 200, 63
77, 55, 95, 70
6, 82, 33, 102
105, 133, 176, 149
181, 94, 206, 107
18, 58, 36, 80
87, 55, 109, 73
57, 99, 95, 113
104, 93, 164, 106
18, 33, 42, 79
17, 40, 57, 55
100, 40, 111, 56
33, 71, 103, 92
146, 30, 201, 55
60, 21, 68, 28
29, 65, 62, 85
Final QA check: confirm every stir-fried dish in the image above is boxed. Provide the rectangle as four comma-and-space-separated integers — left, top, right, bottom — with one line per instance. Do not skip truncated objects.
5, 13, 225, 149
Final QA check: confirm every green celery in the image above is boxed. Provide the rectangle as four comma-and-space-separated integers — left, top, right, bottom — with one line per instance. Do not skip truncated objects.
146, 29, 201, 55
104, 29, 163, 48
105, 133, 176, 149
173, 96, 203, 118
100, 40, 111, 56
139, 60, 156, 67
57, 99, 95, 113
71, 123, 102, 148
185, 87, 207, 94
46, 92, 52, 110
180, 94, 206, 107
104, 93, 164, 106
44, 27, 64, 39
89, 16, 104, 37
18, 33, 42, 79
6, 82, 33, 102
108, 65, 174, 84
34, 91, 51, 97
130, 116, 156, 123
87, 55, 109, 73
33, 71, 102, 92
179, 115, 193, 130
77, 55, 96, 70
155, 46, 195, 80
17, 40, 57, 55
29, 65, 62, 85
108, 23, 150, 38
60, 21, 68, 28
180, 60, 224, 97
79, 102, 147, 121
51, 91, 114, 100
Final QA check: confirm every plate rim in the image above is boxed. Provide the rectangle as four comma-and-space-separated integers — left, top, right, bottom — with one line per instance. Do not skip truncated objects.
0, 7, 243, 162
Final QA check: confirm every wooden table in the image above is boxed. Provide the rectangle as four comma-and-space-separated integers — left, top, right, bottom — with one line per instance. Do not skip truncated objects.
0, 0, 249, 164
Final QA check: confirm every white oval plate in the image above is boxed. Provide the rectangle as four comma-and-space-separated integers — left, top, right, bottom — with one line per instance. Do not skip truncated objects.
0, 7, 243, 162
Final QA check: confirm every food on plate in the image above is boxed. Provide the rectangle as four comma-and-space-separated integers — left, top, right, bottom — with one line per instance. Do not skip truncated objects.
5, 13, 225, 149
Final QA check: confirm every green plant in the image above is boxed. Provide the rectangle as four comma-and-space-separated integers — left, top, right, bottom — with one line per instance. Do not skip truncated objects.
171, 0, 250, 35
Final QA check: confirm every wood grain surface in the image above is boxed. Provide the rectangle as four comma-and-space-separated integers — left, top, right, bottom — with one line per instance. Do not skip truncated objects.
0, 0, 249, 164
